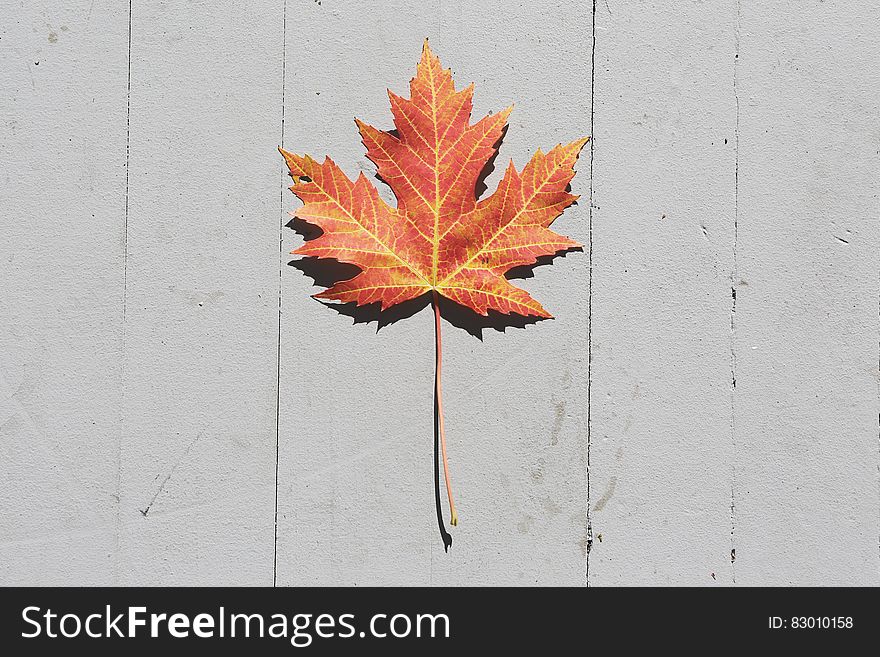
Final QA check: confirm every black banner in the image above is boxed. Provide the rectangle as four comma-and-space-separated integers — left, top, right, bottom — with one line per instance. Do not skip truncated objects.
0, 587, 873, 652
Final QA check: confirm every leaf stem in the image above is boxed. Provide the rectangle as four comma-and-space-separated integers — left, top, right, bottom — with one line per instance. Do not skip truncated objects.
433, 290, 458, 527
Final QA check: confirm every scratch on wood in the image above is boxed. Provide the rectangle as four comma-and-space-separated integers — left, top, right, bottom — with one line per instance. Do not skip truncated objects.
592, 476, 616, 513
139, 433, 201, 517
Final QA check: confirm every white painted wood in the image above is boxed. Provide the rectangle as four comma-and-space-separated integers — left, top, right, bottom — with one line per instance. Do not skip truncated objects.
0, 0, 129, 584
733, 1, 880, 585
589, 1, 738, 585
0, 0, 876, 587
118, 1, 282, 584
276, 0, 592, 585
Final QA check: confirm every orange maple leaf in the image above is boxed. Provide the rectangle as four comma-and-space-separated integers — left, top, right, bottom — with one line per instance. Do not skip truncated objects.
281, 40, 588, 318
280, 41, 588, 543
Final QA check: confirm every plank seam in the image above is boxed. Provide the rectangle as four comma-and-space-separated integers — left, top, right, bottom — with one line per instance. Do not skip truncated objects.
115, 0, 133, 586
730, 0, 741, 586
585, 0, 597, 588
273, 0, 288, 588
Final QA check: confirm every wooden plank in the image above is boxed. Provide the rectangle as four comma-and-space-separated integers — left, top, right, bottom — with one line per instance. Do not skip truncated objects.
277, 0, 441, 587
119, 2, 283, 584
277, 0, 592, 585
0, 0, 129, 584
589, 1, 737, 585
734, 2, 880, 585
431, 0, 592, 586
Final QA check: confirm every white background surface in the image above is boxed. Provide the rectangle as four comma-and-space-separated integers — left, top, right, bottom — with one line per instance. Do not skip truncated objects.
1, 0, 877, 585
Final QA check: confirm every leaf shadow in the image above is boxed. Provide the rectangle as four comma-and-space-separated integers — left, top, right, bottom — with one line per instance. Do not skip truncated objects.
288, 214, 581, 339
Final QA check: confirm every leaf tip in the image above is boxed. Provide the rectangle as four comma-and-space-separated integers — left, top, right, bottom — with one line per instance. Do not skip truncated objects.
421, 37, 436, 60
574, 136, 591, 153
531, 302, 553, 319
354, 117, 373, 136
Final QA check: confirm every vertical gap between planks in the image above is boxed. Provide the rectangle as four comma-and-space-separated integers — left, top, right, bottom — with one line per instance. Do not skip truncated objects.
729, 0, 741, 585
273, 0, 288, 588
585, 0, 597, 587
115, 0, 133, 586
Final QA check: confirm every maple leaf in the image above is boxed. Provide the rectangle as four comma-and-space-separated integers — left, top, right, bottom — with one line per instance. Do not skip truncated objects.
280, 41, 588, 544
281, 40, 587, 318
